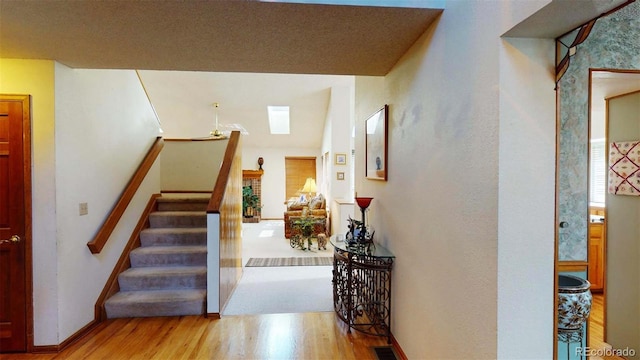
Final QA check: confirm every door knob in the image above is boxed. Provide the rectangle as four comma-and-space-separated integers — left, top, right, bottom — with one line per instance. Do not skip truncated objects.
0, 235, 21, 244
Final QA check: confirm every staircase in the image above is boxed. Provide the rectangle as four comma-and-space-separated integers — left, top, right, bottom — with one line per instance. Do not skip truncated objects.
104, 195, 209, 318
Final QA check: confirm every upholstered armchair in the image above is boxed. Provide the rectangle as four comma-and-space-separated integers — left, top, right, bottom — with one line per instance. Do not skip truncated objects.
284, 193, 327, 238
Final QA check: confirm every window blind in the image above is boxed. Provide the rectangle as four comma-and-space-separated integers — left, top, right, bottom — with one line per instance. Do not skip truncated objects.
590, 139, 606, 205
285, 157, 316, 200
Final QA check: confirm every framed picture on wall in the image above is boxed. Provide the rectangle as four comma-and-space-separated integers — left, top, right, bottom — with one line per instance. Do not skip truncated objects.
365, 104, 388, 181
335, 153, 347, 165
337, 172, 345, 180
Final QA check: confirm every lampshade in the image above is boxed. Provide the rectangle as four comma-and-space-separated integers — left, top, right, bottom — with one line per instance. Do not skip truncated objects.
355, 197, 373, 210
301, 177, 317, 193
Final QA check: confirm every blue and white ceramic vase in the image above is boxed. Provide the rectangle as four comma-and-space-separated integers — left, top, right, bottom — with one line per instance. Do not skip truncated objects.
558, 274, 592, 331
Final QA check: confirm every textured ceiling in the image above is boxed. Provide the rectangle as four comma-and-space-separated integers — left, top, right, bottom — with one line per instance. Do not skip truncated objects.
0, 0, 442, 147
1, 0, 629, 148
0, 0, 442, 75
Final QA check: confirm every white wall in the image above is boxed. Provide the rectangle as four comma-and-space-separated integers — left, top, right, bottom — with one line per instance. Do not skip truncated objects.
54, 65, 162, 341
1, 59, 163, 346
498, 37, 556, 358
355, 3, 499, 355
161, 140, 227, 192
241, 146, 323, 219
321, 85, 355, 205
353, 0, 555, 358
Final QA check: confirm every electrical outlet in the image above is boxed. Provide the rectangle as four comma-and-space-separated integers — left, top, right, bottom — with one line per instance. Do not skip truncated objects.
79, 202, 88, 216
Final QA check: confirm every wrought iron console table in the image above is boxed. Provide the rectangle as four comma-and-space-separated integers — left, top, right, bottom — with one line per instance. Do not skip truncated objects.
330, 236, 395, 343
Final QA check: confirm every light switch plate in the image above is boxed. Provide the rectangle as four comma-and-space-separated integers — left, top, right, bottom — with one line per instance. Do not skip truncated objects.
79, 202, 88, 216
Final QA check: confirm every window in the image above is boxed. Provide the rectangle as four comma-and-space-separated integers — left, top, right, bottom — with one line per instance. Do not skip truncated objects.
590, 139, 606, 206
268, 106, 290, 134
284, 157, 316, 200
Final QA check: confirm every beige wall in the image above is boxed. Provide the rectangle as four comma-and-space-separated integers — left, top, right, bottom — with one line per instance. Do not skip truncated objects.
606, 91, 640, 357
161, 140, 228, 192
54, 64, 162, 341
354, 1, 555, 358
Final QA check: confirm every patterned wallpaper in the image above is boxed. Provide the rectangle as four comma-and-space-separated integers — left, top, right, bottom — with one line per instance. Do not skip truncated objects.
558, 2, 640, 261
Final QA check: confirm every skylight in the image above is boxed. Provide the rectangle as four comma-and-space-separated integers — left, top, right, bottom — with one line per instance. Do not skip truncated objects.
268, 106, 290, 134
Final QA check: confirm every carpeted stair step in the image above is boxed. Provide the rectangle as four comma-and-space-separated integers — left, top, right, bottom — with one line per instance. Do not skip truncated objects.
118, 266, 207, 291
157, 196, 210, 212
149, 211, 206, 228
140, 228, 207, 247
130, 246, 207, 267
104, 194, 212, 319
105, 289, 206, 318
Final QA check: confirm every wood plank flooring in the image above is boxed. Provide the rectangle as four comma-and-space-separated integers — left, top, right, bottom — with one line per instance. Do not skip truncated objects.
1, 312, 393, 360
588, 293, 625, 360
589, 293, 605, 349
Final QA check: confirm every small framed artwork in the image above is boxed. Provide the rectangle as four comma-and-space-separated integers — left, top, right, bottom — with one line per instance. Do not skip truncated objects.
335, 153, 347, 165
337, 172, 345, 180
365, 104, 388, 181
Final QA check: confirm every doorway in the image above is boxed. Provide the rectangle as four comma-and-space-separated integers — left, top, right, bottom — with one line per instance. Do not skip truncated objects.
223, 156, 332, 315
588, 70, 640, 350
221, 219, 334, 315
0, 94, 32, 353
554, 2, 640, 357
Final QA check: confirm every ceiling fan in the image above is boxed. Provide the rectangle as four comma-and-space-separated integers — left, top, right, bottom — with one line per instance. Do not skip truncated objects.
194, 102, 249, 140
209, 102, 249, 139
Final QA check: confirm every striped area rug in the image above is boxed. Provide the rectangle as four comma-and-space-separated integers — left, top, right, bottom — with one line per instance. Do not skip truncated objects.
246, 257, 333, 267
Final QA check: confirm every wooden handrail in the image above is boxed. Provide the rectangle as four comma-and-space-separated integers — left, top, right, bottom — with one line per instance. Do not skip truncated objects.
87, 136, 165, 254
207, 131, 240, 213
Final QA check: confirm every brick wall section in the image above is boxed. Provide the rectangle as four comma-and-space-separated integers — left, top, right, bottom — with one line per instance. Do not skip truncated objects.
242, 173, 262, 223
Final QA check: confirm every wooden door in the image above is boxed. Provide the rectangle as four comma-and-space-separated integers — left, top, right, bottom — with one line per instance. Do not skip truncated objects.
0, 96, 29, 353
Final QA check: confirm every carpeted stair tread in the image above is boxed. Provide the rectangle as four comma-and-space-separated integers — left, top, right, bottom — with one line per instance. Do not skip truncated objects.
130, 245, 207, 267
149, 211, 207, 228
105, 289, 206, 318
151, 211, 206, 215
105, 194, 211, 319
118, 266, 207, 291
140, 227, 207, 246
157, 195, 210, 202
157, 196, 210, 211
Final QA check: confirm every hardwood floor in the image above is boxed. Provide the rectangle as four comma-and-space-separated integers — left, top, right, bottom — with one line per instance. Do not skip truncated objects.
3, 222, 396, 359
588, 293, 625, 360
1, 313, 394, 360
589, 293, 605, 349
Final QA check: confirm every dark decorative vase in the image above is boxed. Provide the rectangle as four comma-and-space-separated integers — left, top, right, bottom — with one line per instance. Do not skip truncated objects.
258, 157, 264, 170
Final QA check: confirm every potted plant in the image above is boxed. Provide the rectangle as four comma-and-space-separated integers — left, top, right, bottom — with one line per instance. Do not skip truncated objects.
293, 217, 316, 237
291, 217, 318, 250
242, 186, 260, 217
